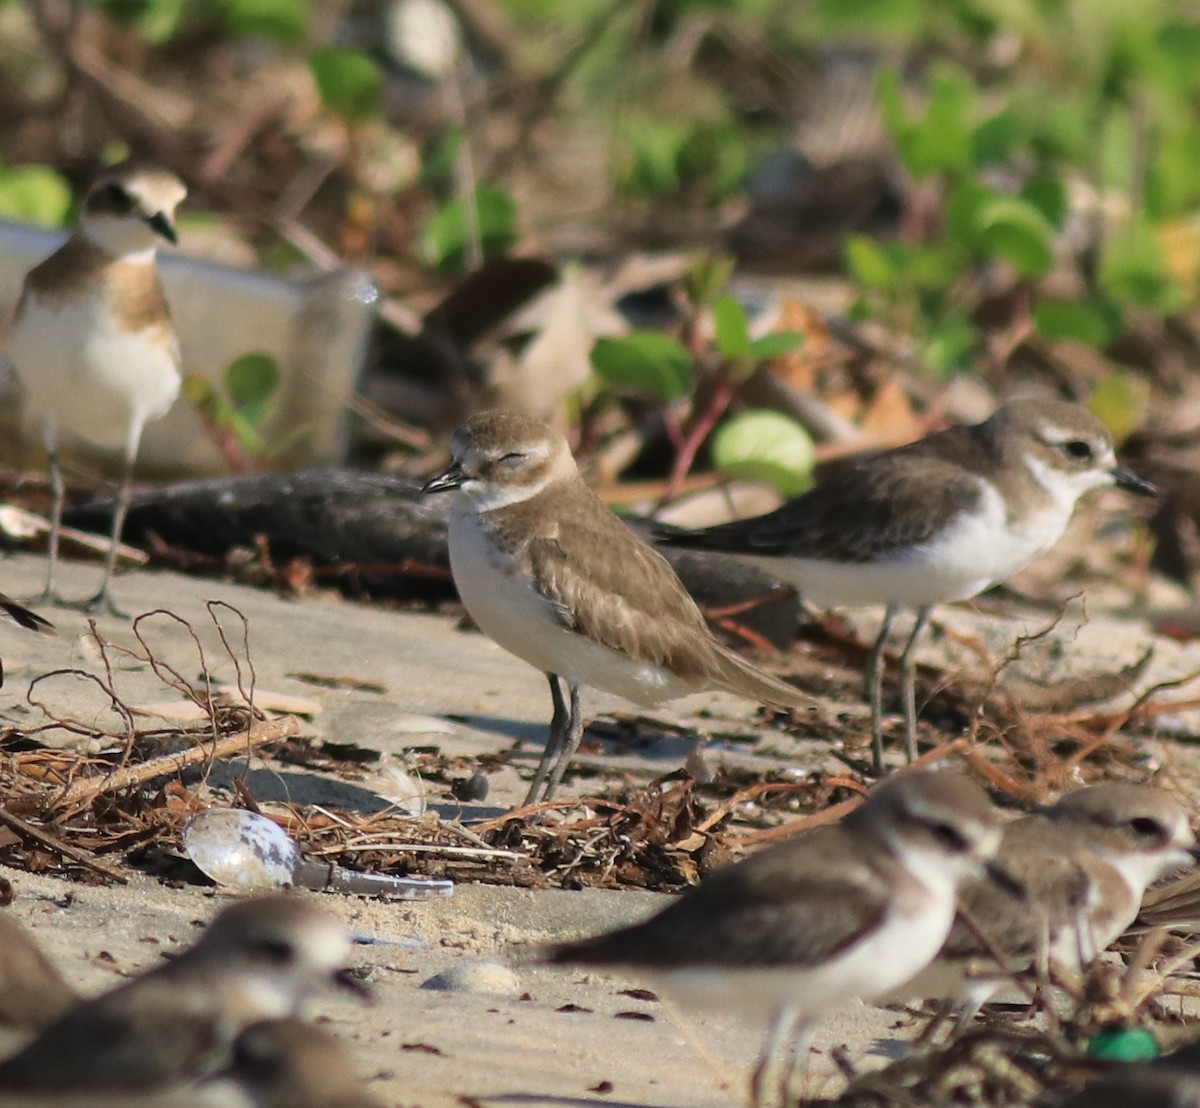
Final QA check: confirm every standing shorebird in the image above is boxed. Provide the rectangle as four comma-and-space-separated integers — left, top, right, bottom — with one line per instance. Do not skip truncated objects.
544, 769, 1011, 1107
659, 398, 1156, 769
422, 410, 809, 806
887, 782, 1198, 1026
0, 895, 366, 1093
6, 160, 186, 615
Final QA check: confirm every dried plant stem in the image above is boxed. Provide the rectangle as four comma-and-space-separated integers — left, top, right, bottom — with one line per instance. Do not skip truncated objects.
0, 808, 127, 884
50, 715, 301, 815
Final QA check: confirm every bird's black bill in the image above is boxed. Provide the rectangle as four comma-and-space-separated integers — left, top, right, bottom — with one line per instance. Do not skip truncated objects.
144, 211, 178, 244
985, 860, 1026, 898
333, 966, 373, 999
1110, 465, 1157, 497
421, 463, 465, 495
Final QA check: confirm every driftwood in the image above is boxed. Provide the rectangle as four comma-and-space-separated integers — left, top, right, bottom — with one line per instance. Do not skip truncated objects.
65, 469, 801, 648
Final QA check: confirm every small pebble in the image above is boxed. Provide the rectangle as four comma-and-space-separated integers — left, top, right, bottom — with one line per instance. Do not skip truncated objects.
421, 961, 522, 996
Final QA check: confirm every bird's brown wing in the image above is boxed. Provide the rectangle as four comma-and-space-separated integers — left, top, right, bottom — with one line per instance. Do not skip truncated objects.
548, 826, 890, 969
660, 433, 987, 564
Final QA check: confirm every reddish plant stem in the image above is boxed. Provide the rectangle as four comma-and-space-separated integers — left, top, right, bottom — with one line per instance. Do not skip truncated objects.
659, 364, 738, 506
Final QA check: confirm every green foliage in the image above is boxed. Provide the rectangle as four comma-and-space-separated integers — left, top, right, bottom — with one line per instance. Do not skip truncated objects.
619, 117, 750, 206
310, 46, 384, 120
590, 333, 694, 401
0, 164, 72, 227
183, 353, 283, 464
418, 187, 518, 273
222, 0, 309, 41
711, 409, 814, 496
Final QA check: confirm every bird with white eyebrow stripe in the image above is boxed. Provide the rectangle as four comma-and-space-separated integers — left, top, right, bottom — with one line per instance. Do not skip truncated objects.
6, 160, 187, 615
659, 397, 1157, 769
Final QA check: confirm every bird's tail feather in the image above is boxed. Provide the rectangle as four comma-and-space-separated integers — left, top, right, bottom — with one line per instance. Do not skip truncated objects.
0, 594, 55, 636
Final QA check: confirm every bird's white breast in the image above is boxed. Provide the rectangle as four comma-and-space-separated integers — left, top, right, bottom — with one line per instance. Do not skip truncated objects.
448, 502, 697, 705
782, 478, 1074, 608
8, 287, 180, 451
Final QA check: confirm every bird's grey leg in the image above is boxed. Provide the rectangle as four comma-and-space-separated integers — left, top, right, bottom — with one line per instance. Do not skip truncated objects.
897, 606, 932, 763
867, 604, 898, 772
84, 421, 143, 617
524, 674, 568, 807
749, 1006, 804, 1108
544, 681, 583, 801
35, 424, 64, 605
777, 1016, 816, 1107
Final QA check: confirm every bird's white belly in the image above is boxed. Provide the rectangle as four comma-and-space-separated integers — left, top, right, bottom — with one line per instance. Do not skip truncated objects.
448, 505, 697, 706
779, 485, 1071, 609
8, 293, 180, 451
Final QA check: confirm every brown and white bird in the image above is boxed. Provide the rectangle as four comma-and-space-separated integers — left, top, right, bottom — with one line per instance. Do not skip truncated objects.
0, 913, 77, 1040
658, 398, 1156, 769
887, 782, 1198, 1025
6, 160, 186, 615
0, 895, 366, 1093
544, 769, 1011, 1107
422, 410, 809, 805
218, 1019, 383, 1108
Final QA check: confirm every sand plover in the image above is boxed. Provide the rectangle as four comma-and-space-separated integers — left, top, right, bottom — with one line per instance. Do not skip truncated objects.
0, 914, 77, 1036
888, 782, 1197, 1025
658, 398, 1156, 769
221, 1019, 383, 1108
6, 161, 186, 615
545, 769, 1010, 1107
422, 410, 809, 805
0, 895, 366, 1092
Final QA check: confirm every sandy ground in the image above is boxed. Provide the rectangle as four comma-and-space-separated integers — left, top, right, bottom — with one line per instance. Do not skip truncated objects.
0, 544, 1198, 1107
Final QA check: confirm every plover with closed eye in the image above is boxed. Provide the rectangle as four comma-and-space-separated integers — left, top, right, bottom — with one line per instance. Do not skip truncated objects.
544, 769, 1011, 1107
887, 782, 1198, 1028
658, 397, 1156, 770
6, 160, 186, 615
0, 895, 367, 1093
422, 410, 810, 805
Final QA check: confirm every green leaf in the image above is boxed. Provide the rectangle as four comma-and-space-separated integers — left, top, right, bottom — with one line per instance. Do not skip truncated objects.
712, 295, 750, 359
622, 119, 689, 197
223, 0, 309, 40
972, 109, 1019, 167
748, 331, 804, 359
590, 333, 693, 401
1033, 300, 1123, 347
921, 315, 977, 377
684, 253, 735, 309
417, 187, 518, 273
976, 196, 1056, 278
310, 46, 383, 120
711, 410, 814, 496
945, 180, 993, 250
0, 164, 72, 227
1089, 372, 1149, 444
844, 234, 897, 290
225, 353, 279, 425
1101, 220, 1182, 311
1020, 176, 1069, 230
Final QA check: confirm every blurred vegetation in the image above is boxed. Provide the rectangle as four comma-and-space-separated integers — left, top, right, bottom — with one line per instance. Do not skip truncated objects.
0, 0, 1197, 488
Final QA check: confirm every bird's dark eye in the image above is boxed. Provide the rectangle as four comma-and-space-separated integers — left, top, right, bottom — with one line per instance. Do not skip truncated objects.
254, 938, 294, 964
499, 452, 527, 469
1062, 440, 1093, 460
100, 183, 133, 212
930, 823, 968, 852
1130, 816, 1165, 841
